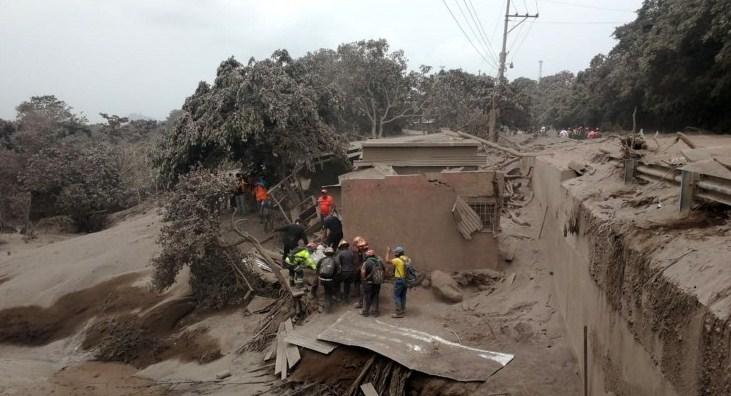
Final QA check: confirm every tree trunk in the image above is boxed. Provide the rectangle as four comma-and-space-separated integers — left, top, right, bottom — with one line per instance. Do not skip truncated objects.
632, 106, 638, 133
370, 121, 377, 139
378, 120, 384, 138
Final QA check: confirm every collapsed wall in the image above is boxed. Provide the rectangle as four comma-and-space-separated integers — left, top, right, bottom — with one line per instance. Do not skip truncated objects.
532, 156, 731, 396
341, 170, 503, 273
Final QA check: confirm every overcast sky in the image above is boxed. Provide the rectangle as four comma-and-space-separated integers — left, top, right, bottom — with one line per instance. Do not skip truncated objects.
0, 0, 642, 122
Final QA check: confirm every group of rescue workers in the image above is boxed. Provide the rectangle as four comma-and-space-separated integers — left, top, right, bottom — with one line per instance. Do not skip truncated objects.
277, 189, 417, 319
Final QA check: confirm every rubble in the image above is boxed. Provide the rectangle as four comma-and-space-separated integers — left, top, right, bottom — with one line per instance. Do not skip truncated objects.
430, 270, 464, 303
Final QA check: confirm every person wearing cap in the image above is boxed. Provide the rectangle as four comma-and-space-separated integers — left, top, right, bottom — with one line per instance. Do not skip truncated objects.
385, 245, 410, 318
352, 237, 368, 309
315, 247, 340, 313
317, 188, 336, 223
336, 240, 356, 304
360, 249, 384, 317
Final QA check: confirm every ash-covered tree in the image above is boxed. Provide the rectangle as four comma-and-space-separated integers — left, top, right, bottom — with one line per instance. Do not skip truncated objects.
422, 69, 494, 135
14, 95, 90, 152
152, 169, 248, 308
20, 144, 125, 232
154, 51, 345, 186
336, 39, 428, 138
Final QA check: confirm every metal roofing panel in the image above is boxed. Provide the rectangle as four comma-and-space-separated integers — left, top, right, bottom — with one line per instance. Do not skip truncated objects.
317, 311, 513, 382
452, 196, 483, 240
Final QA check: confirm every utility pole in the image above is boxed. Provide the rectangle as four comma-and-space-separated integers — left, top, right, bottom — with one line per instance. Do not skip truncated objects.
488, 0, 539, 142
539, 60, 543, 82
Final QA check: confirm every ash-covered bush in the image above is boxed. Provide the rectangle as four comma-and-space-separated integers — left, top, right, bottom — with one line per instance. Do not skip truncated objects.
152, 169, 245, 308
21, 144, 125, 232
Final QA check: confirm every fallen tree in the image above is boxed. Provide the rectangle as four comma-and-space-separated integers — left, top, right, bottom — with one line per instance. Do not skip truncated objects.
151, 169, 270, 308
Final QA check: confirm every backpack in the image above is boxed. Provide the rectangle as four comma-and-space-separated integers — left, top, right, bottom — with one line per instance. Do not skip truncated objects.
403, 257, 419, 288
368, 258, 384, 285
319, 257, 337, 279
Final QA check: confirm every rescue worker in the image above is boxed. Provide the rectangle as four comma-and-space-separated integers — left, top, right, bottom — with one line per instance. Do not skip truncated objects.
316, 247, 340, 313
323, 214, 343, 249
385, 245, 410, 318
336, 240, 356, 304
360, 249, 384, 317
284, 242, 317, 288
275, 219, 308, 284
233, 173, 247, 214
253, 182, 269, 220
352, 236, 368, 309
317, 188, 335, 223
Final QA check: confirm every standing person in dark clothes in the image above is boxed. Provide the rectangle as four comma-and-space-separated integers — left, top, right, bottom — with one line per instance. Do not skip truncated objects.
336, 240, 356, 304
275, 219, 308, 284
316, 247, 340, 313
352, 236, 368, 309
360, 249, 384, 317
323, 215, 343, 249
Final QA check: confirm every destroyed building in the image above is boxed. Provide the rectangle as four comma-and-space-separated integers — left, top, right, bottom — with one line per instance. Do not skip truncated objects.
338, 132, 505, 272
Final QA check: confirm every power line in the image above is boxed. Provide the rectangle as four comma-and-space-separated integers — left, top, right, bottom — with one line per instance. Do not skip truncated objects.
511, 19, 535, 59
534, 20, 626, 24
453, 0, 498, 65
464, 0, 499, 62
539, 0, 635, 13
440, 0, 498, 71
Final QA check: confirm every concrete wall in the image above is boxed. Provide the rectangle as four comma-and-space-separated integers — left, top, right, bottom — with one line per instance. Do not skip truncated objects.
532, 157, 680, 396
340, 171, 502, 273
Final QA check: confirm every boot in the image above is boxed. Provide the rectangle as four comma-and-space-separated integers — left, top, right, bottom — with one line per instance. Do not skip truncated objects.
391, 310, 404, 318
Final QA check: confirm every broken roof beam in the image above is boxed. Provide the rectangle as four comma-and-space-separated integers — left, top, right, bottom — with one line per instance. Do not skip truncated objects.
452, 130, 546, 157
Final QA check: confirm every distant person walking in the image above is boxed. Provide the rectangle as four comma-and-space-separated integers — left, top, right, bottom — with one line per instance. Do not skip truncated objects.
385, 246, 410, 318
336, 240, 356, 304
233, 173, 247, 215
317, 188, 335, 223
316, 247, 340, 313
323, 215, 343, 249
360, 249, 384, 317
275, 220, 308, 284
253, 182, 269, 220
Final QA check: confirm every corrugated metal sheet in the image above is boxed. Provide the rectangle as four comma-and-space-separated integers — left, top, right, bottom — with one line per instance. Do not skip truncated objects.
317, 311, 513, 382
452, 196, 483, 240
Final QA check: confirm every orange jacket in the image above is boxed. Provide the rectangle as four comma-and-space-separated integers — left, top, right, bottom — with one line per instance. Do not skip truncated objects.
318, 195, 334, 216
254, 185, 268, 202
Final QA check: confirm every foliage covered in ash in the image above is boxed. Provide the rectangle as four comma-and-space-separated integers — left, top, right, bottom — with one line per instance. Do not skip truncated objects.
21, 144, 125, 232
152, 169, 246, 308
154, 50, 347, 187
0, 95, 172, 232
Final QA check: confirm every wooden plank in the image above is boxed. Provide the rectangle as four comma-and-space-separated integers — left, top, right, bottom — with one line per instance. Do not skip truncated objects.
284, 319, 301, 369
263, 342, 275, 362
347, 356, 375, 396
284, 333, 337, 355
360, 382, 379, 396
274, 323, 286, 376
286, 344, 301, 369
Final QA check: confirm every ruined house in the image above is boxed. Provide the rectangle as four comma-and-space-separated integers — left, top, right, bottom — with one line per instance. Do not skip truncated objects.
339, 132, 504, 272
